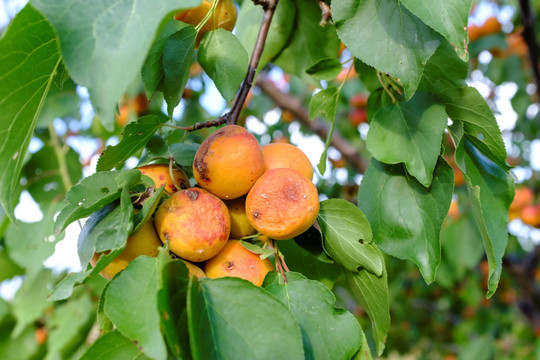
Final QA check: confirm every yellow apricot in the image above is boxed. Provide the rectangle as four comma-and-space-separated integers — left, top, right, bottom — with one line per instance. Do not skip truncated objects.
138, 164, 190, 194
193, 125, 265, 200
261, 143, 313, 180
246, 168, 319, 240
225, 196, 257, 239
91, 217, 162, 280
154, 188, 230, 262
204, 240, 273, 286
183, 260, 206, 278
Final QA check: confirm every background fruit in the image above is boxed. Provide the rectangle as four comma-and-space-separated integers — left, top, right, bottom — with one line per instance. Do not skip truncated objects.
204, 240, 273, 286
261, 143, 313, 180
139, 164, 190, 194
246, 168, 319, 240
193, 125, 265, 199
225, 196, 257, 239
349, 108, 368, 126
154, 188, 230, 262
183, 260, 206, 278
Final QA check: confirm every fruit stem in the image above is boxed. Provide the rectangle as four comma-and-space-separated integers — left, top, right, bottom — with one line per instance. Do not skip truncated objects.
377, 72, 398, 103
48, 123, 73, 192
195, 0, 220, 33
271, 239, 288, 283
169, 158, 182, 192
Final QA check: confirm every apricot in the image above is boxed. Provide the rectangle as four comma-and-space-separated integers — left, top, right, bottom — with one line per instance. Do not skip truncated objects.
261, 143, 313, 180
174, 0, 237, 46
349, 93, 368, 108
204, 240, 273, 286
349, 108, 368, 126
468, 24, 481, 42
521, 205, 540, 227
193, 125, 265, 199
138, 164, 190, 194
154, 188, 230, 262
91, 216, 162, 280
225, 196, 257, 239
183, 260, 206, 278
246, 168, 319, 240
509, 186, 534, 213
481, 16, 501, 36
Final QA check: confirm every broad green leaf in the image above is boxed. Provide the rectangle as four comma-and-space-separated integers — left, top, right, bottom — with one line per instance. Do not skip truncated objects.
36, 78, 81, 127
45, 293, 94, 360
354, 60, 380, 93
354, 331, 373, 360
278, 239, 343, 288
265, 272, 363, 360
453, 136, 514, 297
31, 0, 201, 129
97, 282, 113, 335
317, 199, 383, 276
235, 0, 296, 71
142, 20, 188, 99
0, 249, 24, 282
367, 92, 448, 187
54, 169, 143, 233
358, 158, 454, 283
294, 225, 334, 264
48, 271, 89, 301
438, 86, 509, 171
105, 256, 167, 360
332, 0, 440, 100
345, 263, 390, 356
366, 88, 393, 121
0, 323, 43, 360
274, 0, 340, 80
198, 29, 249, 101
97, 115, 167, 172
188, 277, 305, 360
12, 269, 52, 337
400, 0, 472, 61
306, 58, 344, 81
419, 39, 468, 91
139, 142, 200, 168
0, 5, 61, 220
80, 331, 152, 360
163, 26, 197, 116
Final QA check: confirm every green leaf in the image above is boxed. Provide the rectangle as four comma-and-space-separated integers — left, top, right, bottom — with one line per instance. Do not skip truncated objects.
0, 249, 24, 282
132, 186, 164, 234
366, 88, 393, 121
80, 331, 152, 360
358, 158, 454, 283
345, 262, 390, 356
354, 331, 373, 360
198, 29, 249, 101
317, 199, 383, 276
453, 134, 514, 297
105, 256, 167, 360
142, 20, 188, 99
306, 58, 343, 81
31, 0, 201, 129
97, 115, 167, 172
12, 269, 52, 337
54, 169, 143, 233
235, 0, 296, 71
188, 277, 305, 360
419, 39, 468, 91
274, 0, 340, 80
293, 225, 334, 263
48, 271, 89, 302
163, 25, 197, 117
332, 0, 441, 100
264, 272, 363, 359
0, 5, 61, 220
97, 282, 113, 335
36, 78, 81, 127
400, 0, 472, 61
367, 92, 448, 187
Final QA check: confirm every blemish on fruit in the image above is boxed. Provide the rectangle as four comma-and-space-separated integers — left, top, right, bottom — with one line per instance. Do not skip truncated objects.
253, 211, 260, 219
187, 190, 199, 201
163, 232, 170, 241
225, 261, 235, 270
261, 193, 268, 199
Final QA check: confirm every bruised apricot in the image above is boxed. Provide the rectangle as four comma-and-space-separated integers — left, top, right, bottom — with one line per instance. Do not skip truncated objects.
204, 240, 273, 286
193, 125, 265, 199
139, 164, 190, 194
154, 188, 230, 262
261, 143, 313, 180
174, 0, 237, 46
91, 216, 162, 280
183, 260, 206, 278
225, 196, 257, 239
246, 168, 319, 240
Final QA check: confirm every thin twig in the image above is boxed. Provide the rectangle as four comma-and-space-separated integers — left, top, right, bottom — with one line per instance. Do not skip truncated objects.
255, 76, 368, 174
162, 116, 229, 132
318, 0, 332, 26
48, 124, 73, 192
518, 0, 540, 106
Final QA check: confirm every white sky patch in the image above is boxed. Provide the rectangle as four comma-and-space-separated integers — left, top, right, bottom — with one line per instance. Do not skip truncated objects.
44, 221, 83, 273
246, 115, 267, 135
0, 276, 23, 301
263, 108, 280, 126
14, 191, 43, 222
200, 75, 226, 116
530, 140, 540, 171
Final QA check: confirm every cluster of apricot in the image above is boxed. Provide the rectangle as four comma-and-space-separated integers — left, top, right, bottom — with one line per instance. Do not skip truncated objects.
94, 125, 319, 287
509, 186, 540, 228
467, 16, 502, 42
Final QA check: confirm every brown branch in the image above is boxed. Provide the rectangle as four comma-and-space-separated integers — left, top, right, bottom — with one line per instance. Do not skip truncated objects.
256, 76, 367, 174
164, 116, 229, 132
318, 0, 332, 26
518, 0, 540, 105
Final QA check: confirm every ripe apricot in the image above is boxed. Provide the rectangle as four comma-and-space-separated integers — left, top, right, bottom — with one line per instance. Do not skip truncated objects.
174, 0, 237, 46
183, 260, 206, 278
481, 16, 501, 36
91, 216, 162, 280
509, 186, 534, 219
139, 164, 190, 194
204, 240, 273, 286
225, 196, 257, 239
193, 125, 265, 199
447, 199, 460, 221
246, 168, 319, 240
521, 205, 540, 227
468, 24, 481, 42
349, 108, 368, 126
349, 94, 368, 108
154, 188, 230, 262
261, 143, 313, 180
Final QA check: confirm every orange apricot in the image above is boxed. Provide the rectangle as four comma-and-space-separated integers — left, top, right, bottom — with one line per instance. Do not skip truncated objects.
349, 93, 368, 108
349, 108, 368, 126
246, 168, 319, 240
204, 240, 273, 286
509, 186, 534, 213
193, 125, 265, 199
481, 16, 501, 36
139, 164, 190, 194
225, 196, 257, 239
91, 216, 162, 280
154, 188, 230, 262
468, 24, 481, 42
447, 199, 460, 221
521, 205, 540, 227
183, 260, 206, 278
261, 143, 313, 180
174, 0, 237, 46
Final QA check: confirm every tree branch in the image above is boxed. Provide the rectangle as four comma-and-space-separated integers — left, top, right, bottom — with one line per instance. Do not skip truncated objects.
255, 76, 367, 174
317, 0, 332, 26
518, 0, 540, 104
